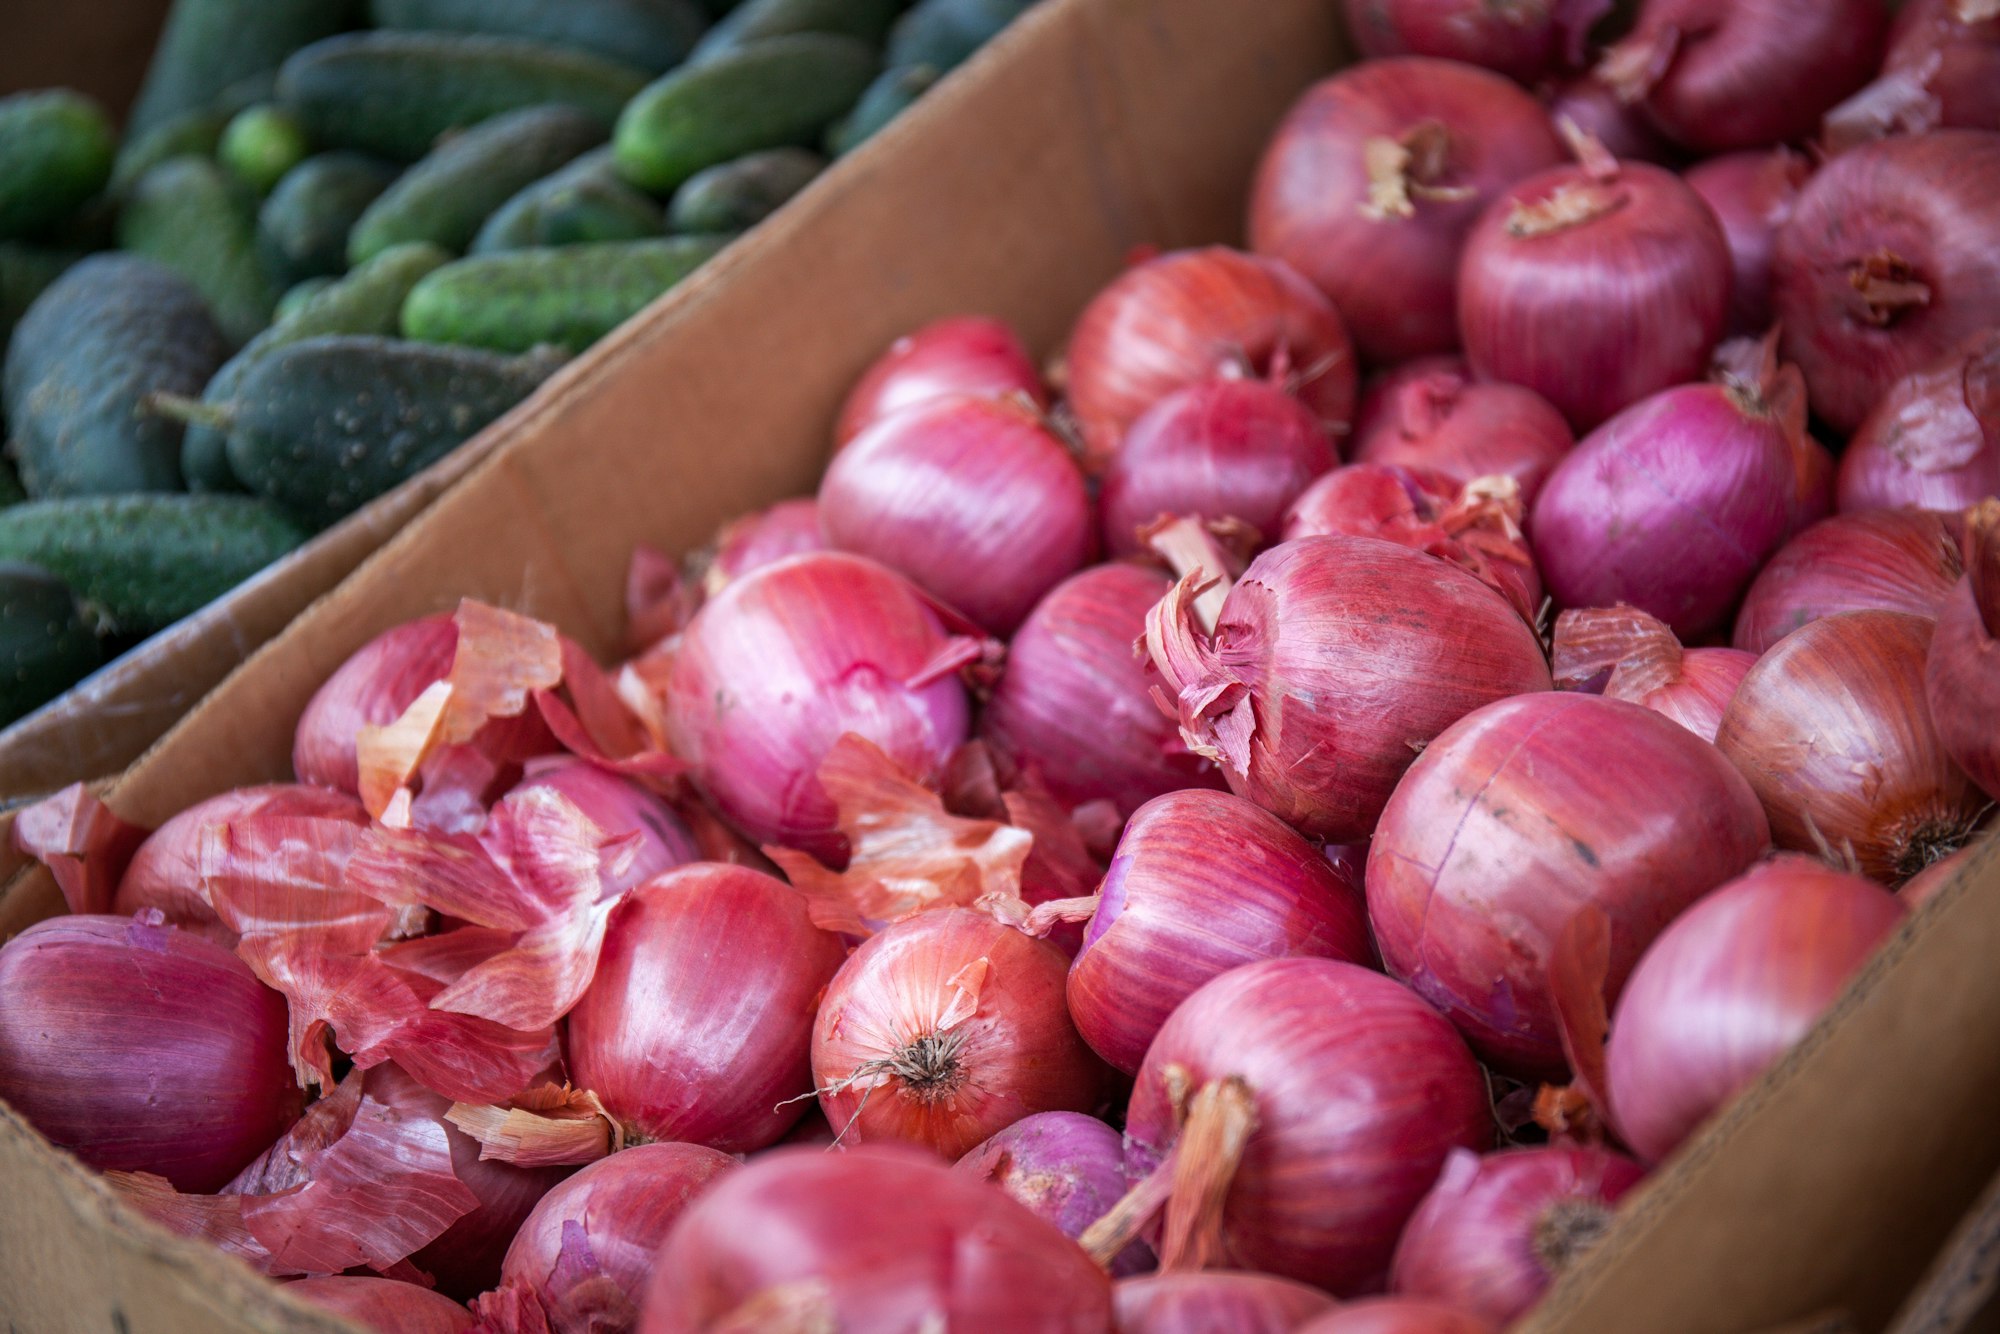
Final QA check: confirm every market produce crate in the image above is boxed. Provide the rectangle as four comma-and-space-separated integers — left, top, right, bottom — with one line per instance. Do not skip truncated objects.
3, 0, 1998, 1331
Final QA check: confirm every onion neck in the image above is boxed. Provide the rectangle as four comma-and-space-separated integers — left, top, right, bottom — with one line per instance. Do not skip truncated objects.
884, 1028, 971, 1103
1362, 121, 1474, 221
1845, 251, 1932, 327
1894, 813, 1978, 883
1079, 1071, 1258, 1272
1506, 179, 1628, 238
1533, 1198, 1615, 1274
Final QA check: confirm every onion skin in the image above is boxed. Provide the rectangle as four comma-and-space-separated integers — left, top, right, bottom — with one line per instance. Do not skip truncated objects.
835, 315, 1048, 446
1113, 1271, 1334, 1334
1837, 332, 2000, 515
567, 864, 847, 1153
1349, 363, 1573, 504
639, 1144, 1114, 1332
1250, 58, 1566, 365
285, 1278, 472, 1334
1368, 692, 1770, 1075
703, 498, 825, 591
1341, 0, 1602, 83
0, 915, 301, 1192
1825, 0, 2000, 151
1718, 611, 1985, 883
957, 1111, 1151, 1277
504, 757, 697, 895
1605, 856, 1907, 1163
1774, 130, 2000, 436
295, 613, 459, 792
820, 394, 1095, 635
1295, 1299, 1499, 1334
1733, 510, 1964, 654
1684, 149, 1813, 337
1389, 1145, 1646, 1325
1067, 789, 1373, 1076
1926, 501, 2000, 801
1552, 606, 1754, 743
1543, 76, 1682, 167
1064, 247, 1357, 468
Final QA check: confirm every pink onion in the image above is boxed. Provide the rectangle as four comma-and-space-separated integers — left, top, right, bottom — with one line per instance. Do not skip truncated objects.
1114, 1272, 1335, 1334
1250, 58, 1566, 364
1295, 1299, 1499, 1334
957, 1111, 1151, 1277
502, 757, 696, 895
1684, 149, 1813, 336
700, 497, 826, 593
835, 315, 1048, 446
1543, 76, 1682, 167
1368, 691, 1770, 1075
1349, 361, 1573, 504
1927, 500, 2000, 801
286, 1278, 472, 1334
1733, 509, 1964, 654
1341, 0, 1606, 83
1552, 606, 1753, 742
1606, 856, 1906, 1162
1825, 0, 2000, 152
1837, 332, 2000, 514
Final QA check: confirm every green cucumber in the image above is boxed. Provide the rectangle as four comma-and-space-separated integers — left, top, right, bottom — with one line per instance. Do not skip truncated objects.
0, 246, 81, 358
219, 105, 313, 194
0, 92, 117, 242
128, 0, 355, 137
118, 157, 281, 348
827, 65, 938, 155
0, 563, 100, 725
277, 32, 650, 162
402, 235, 729, 352
365, 0, 707, 73
110, 109, 229, 200
689, 0, 903, 62
0, 495, 307, 635
274, 277, 337, 322
667, 146, 822, 232
3, 255, 229, 496
472, 147, 665, 253
347, 104, 607, 265
258, 153, 401, 284
886, 0, 1032, 72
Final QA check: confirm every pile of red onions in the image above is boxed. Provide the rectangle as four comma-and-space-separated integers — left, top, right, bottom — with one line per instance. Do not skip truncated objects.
1927, 500, 2000, 800
1733, 509, 1964, 654
1349, 358, 1574, 502
834, 314, 1049, 445
1553, 606, 1755, 742
1837, 331, 2000, 514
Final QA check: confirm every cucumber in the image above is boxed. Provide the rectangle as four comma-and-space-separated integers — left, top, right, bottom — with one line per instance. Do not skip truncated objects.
472, 147, 665, 253
128, 0, 356, 137
667, 147, 822, 233
277, 32, 650, 163
886, 0, 1032, 72
689, 0, 903, 62
219, 105, 313, 194
1, 246, 80, 357
0, 495, 307, 635
347, 104, 607, 266
3, 255, 229, 497
258, 152, 401, 284
402, 235, 729, 352
365, 0, 708, 74
614, 35, 878, 193
118, 157, 281, 348
0, 563, 101, 725
110, 110, 229, 200
827, 65, 938, 155
0, 92, 117, 242
274, 277, 337, 322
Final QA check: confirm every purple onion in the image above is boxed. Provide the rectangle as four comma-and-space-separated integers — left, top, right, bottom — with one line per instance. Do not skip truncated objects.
957, 1112, 1152, 1276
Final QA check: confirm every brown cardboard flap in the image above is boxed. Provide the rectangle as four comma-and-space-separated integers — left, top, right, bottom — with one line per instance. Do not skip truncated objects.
1888, 1159, 2000, 1334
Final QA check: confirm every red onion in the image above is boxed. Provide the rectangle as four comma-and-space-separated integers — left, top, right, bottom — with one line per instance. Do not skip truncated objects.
1352, 354, 1470, 443
699, 497, 825, 594
1249, 58, 1566, 364
1838, 332, 2000, 514
1902, 843, 1977, 909
1295, 1299, 1499, 1334
1825, 0, 2000, 152
1734, 510, 1964, 654
286, 1278, 472, 1334
1389, 1146, 1645, 1324
639, 1144, 1114, 1331
834, 315, 1048, 446
1113, 1272, 1335, 1334
1368, 691, 1770, 1075
1553, 606, 1754, 742
1543, 76, 1682, 167
1606, 856, 1907, 1162
979, 563, 1225, 817
819, 394, 1095, 634
1064, 247, 1357, 468
502, 757, 696, 894
1341, 0, 1606, 83
1147, 533, 1552, 842
1594, 0, 1886, 153
1718, 610, 1985, 882
1349, 362, 1573, 504
957, 1111, 1151, 1277
812, 906, 1105, 1158
1067, 789, 1373, 1074
1100, 379, 1337, 554
1684, 149, 1813, 336
1774, 130, 2000, 436
658, 552, 974, 861
0, 914, 301, 1192
1927, 500, 2000, 800
1459, 148, 1729, 432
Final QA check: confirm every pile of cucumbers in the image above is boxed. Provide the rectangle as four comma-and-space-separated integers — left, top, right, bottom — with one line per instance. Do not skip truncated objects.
0, 0, 1035, 728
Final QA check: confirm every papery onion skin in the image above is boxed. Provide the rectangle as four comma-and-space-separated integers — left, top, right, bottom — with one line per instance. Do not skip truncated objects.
1249, 58, 1566, 365
1926, 502, 2000, 801
639, 1144, 1114, 1333
1368, 691, 1770, 1075
1718, 611, 1984, 883
1684, 149, 1813, 337
1295, 1298, 1499, 1334
1113, 1271, 1334, 1334
504, 758, 696, 895
1605, 856, 1906, 1163
1389, 1145, 1646, 1325
1552, 606, 1754, 743
285, 1278, 473, 1334
703, 498, 826, 590
1125, 958, 1491, 1293
1544, 76, 1682, 167
835, 315, 1048, 447
1733, 510, 1964, 654
1837, 332, 2000, 515
659, 552, 972, 861
1825, 0, 2000, 151
1774, 130, 2000, 436
957, 1111, 1152, 1278
1341, 0, 1600, 83
1349, 363, 1574, 504
567, 864, 847, 1153
1067, 789, 1374, 1075
295, 613, 459, 792
0, 915, 301, 1192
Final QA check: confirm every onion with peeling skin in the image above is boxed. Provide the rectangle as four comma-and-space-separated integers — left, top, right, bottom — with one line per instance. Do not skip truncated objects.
834, 315, 1048, 446
1927, 500, 2000, 801
1113, 1271, 1335, 1334
699, 497, 825, 594
285, 1278, 473, 1334
1684, 149, 1813, 337
502, 757, 696, 895
1837, 332, 2000, 515
1733, 510, 1964, 655
1553, 606, 1755, 743
957, 1111, 1152, 1277
1349, 361, 1574, 504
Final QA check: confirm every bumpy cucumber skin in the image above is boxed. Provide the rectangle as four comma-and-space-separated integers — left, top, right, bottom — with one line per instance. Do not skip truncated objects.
472, 147, 665, 253
219, 105, 314, 194
827, 65, 938, 156
689, 0, 903, 62
0, 246, 80, 357
886, 0, 1032, 71
277, 32, 650, 163
258, 153, 401, 285
118, 157, 281, 349
613, 35, 878, 193
0, 92, 117, 242
366, 0, 708, 73
667, 146, 823, 232
0, 495, 307, 635
128, 0, 356, 137
3, 256, 229, 497
0, 562, 101, 725
224, 334, 564, 527
347, 104, 607, 265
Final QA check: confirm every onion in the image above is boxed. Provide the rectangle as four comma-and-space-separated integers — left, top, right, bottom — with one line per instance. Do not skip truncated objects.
1718, 610, 1985, 882
503, 757, 696, 895
1825, 0, 2000, 152
1146, 533, 1552, 843
1368, 691, 1770, 1075
639, 1144, 1114, 1332
1100, 379, 1337, 554
700, 497, 826, 594
834, 315, 1048, 446
1349, 361, 1573, 504
1249, 58, 1566, 364
1352, 354, 1470, 444
1927, 500, 2000, 800
1901, 843, 1976, 909
1605, 856, 1907, 1163
1341, 0, 1606, 83
957, 1111, 1151, 1277
1594, 0, 1886, 153
1837, 332, 2000, 514
1113, 1272, 1335, 1334
1295, 1299, 1499, 1334
1773, 130, 2000, 436
1552, 606, 1755, 743
1389, 1146, 1646, 1325
1063, 247, 1357, 468
1458, 145, 1729, 432
1684, 149, 1813, 336
1066, 789, 1372, 1075
1543, 76, 1682, 167
285, 1278, 472, 1334
658, 552, 975, 861
0, 914, 301, 1192
1792, 433, 1838, 538
811, 906, 1105, 1159
1733, 509, 1964, 654
979, 563, 1225, 817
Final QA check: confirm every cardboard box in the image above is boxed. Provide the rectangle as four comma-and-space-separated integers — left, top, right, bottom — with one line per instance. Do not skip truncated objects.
4, 0, 1999, 1330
